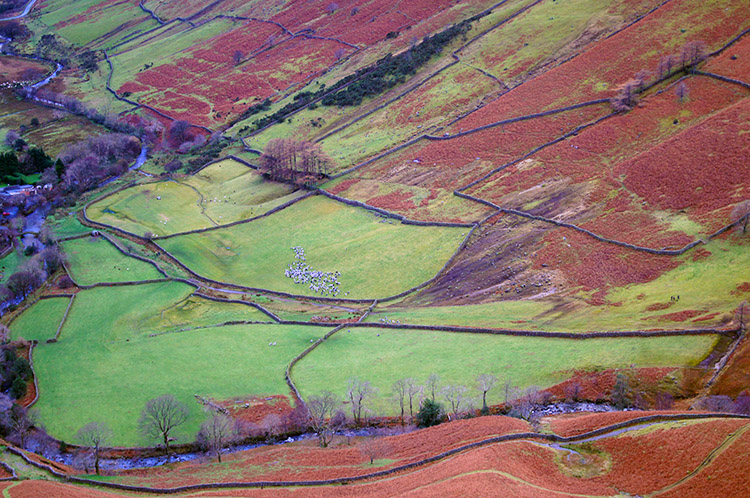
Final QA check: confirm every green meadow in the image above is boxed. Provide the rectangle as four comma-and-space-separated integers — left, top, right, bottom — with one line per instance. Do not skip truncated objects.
294, 326, 718, 414
87, 159, 302, 236
159, 195, 467, 299
9, 297, 70, 342
61, 236, 164, 285
32, 282, 329, 446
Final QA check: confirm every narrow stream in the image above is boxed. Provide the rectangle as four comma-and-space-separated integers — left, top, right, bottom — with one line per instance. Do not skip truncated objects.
47, 404, 631, 471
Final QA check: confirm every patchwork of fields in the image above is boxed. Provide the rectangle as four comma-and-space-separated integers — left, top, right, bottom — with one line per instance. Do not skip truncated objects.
0, 4, 748, 496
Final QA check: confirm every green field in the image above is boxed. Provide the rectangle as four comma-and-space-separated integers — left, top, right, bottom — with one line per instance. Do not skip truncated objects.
87, 159, 302, 236
0, 250, 24, 284
36, 0, 158, 48
32, 282, 328, 445
9, 297, 70, 342
294, 326, 718, 414
139, 294, 270, 335
62, 236, 165, 285
159, 195, 467, 299
46, 215, 91, 239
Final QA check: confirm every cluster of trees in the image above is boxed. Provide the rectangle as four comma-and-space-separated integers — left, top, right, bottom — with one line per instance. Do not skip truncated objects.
236, 12, 485, 133
0, 343, 32, 400
56, 133, 140, 193
0, 244, 64, 306
0, 19, 25, 38
611, 40, 707, 112
33, 34, 99, 73
322, 20, 474, 107
0, 144, 54, 185
259, 138, 331, 184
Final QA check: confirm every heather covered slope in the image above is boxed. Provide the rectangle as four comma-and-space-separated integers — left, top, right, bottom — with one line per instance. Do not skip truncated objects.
1, 414, 749, 497
2, 1, 749, 492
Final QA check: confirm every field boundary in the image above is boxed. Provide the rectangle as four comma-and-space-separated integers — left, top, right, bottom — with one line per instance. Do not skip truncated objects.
6, 413, 749, 493
192, 292, 282, 323
692, 70, 750, 90
285, 299, 378, 409
0, 459, 17, 481
289, 321, 738, 339
25, 340, 39, 408
47, 294, 75, 344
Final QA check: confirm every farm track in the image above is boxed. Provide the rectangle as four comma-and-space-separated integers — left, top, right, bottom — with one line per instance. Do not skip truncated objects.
4, 413, 749, 494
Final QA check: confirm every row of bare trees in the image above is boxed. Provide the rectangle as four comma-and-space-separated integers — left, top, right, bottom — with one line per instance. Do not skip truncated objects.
611, 40, 707, 112
259, 138, 331, 185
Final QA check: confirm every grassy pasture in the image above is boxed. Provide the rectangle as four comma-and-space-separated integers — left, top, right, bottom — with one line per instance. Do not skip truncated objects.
138, 295, 269, 335
0, 251, 24, 284
9, 297, 70, 342
159, 195, 467, 299
62, 236, 164, 285
32, 282, 328, 445
46, 215, 90, 239
294, 326, 718, 414
87, 159, 301, 236
370, 238, 750, 331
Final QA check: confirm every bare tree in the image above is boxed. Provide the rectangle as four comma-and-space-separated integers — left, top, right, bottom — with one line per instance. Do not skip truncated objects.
9, 406, 36, 449
197, 414, 234, 462
680, 40, 707, 69
168, 120, 191, 146
0, 324, 9, 344
391, 379, 407, 425
405, 378, 421, 420
611, 79, 639, 112
441, 385, 470, 418
731, 200, 750, 234
307, 391, 343, 447
511, 386, 544, 422
503, 379, 516, 407
476, 374, 498, 413
138, 394, 189, 458
76, 422, 112, 475
359, 437, 390, 465
425, 373, 440, 402
39, 246, 65, 273
564, 382, 583, 403
334, 47, 346, 60
633, 69, 652, 92
325, 2, 339, 14
654, 391, 674, 410
347, 379, 377, 425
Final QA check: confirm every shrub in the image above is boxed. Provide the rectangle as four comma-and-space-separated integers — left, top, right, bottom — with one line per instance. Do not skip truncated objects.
11, 376, 26, 400
416, 399, 444, 428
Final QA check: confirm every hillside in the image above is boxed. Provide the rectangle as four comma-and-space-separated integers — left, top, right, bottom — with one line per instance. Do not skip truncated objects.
0, 0, 748, 494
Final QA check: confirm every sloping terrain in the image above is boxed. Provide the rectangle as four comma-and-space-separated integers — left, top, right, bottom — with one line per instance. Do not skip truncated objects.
0, 0, 749, 494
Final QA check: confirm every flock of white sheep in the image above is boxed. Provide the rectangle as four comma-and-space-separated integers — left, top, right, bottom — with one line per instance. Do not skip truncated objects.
284, 246, 342, 296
